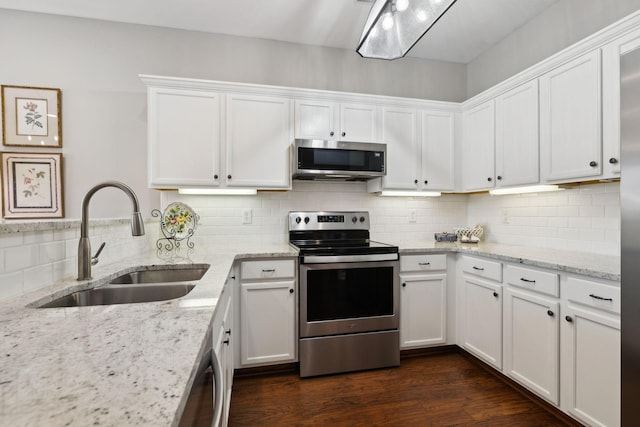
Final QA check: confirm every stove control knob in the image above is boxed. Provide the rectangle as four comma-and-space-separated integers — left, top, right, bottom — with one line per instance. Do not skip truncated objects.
351, 216, 358, 223
295, 216, 302, 224
304, 217, 310, 224
360, 216, 366, 223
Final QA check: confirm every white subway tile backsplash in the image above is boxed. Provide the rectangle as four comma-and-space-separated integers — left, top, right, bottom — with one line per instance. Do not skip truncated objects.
0, 271, 23, 300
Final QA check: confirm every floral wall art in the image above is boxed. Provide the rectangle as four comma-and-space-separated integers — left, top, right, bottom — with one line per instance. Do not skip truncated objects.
1, 85, 62, 148
1, 152, 63, 218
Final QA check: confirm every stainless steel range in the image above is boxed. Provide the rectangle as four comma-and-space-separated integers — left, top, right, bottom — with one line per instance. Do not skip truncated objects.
288, 211, 400, 377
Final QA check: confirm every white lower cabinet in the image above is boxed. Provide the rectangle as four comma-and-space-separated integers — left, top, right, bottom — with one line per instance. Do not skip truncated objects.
399, 254, 447, 349
239, 259, 297, 367
561, 277, 621, 427
212, 273, 234, 427
504, 287, 559, 405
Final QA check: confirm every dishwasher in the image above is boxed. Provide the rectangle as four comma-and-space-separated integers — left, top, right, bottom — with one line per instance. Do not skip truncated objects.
179, 329, 223, 427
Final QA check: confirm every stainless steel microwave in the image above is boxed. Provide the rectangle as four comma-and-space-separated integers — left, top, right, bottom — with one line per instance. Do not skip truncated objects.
293, 139, 386, 181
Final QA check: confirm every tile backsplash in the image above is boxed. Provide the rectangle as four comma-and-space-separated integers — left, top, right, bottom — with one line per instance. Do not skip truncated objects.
0, 180, 621, 301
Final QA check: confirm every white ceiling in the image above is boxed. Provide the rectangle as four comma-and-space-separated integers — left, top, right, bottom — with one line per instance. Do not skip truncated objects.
0, 0, 559, 63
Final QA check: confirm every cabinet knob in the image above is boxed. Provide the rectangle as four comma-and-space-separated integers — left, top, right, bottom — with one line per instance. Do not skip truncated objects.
424, 180, 428, 185
609, 157, 618, 164
214, 174, 219, 180
341, 132, 346, 137
289, 288, 294, 294
565, 315, 573, 323
497, 176, 502, 180
225, 329, 231, 336
228, 174, 232, 179
330, 131, 334, 137
402, 283, 406, 287
492, 291, 499, 298
547, 310, 554, 317
414, 179, 419, 184
223, 339, 230, 345
487, 177, 493, 182
589, 161, 598, 167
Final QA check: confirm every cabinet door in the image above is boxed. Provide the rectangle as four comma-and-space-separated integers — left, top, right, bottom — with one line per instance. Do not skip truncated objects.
226, 94, 292, 188
462, 277, 502, 369
339, 103, 378, 142
421, 110, 455, 190
504, 288, 559, 405
400, 273, 447, 349
462, 100, 495, 191
602, 28, 640, 178
540, 50, 602, 182
379, 106, 419, 190
495, 80, 540, 187
562, 303, 620, 427
240, 280, 296, 366
221, 294, 233, 427
294, 99, 335, 139
148, 88, 221, 188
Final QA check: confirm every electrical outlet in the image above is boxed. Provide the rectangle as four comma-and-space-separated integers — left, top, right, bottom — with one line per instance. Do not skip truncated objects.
502, 209, 510, 224
409, 209, 417, 223
242, 209, 252, 224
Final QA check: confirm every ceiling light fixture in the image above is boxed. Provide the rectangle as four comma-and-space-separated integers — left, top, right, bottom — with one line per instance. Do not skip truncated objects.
357, 0, 457, 60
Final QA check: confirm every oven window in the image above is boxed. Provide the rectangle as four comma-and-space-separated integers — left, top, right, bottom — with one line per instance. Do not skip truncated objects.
306, 266, 394, 321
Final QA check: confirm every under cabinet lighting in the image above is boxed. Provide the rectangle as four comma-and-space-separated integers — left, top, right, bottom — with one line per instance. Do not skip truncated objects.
178, 188, 257, 196
489, 185, 564, 196
379, 190, 442, 197
357, 0, 457, 60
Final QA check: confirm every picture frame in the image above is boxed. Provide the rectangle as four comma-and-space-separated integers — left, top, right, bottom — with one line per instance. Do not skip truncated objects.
1, 152, 64, 219
1, 85, 62, 148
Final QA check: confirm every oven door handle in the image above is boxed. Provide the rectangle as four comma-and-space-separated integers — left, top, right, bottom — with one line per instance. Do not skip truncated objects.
211, 348, 223, 427
302, 253, 398, 264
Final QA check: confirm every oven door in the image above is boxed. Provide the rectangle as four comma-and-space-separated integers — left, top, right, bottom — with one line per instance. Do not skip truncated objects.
299, 259, 399, 338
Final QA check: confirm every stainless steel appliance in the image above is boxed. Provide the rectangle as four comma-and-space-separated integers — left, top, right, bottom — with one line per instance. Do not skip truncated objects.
289, 211, 400, 377
621, 42, 640, 426
293, 139, 386, 180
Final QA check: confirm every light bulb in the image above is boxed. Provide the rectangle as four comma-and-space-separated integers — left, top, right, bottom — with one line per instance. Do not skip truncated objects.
396, 0, 409, 12
381, 13, 394, 30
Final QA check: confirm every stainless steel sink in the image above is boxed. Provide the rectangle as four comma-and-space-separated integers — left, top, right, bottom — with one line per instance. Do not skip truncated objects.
109, 267, 208, 284
38, 283, 196, 308
36, 264, 209, 308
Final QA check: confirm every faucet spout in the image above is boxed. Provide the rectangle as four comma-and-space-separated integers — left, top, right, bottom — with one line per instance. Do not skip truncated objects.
78, 181, 145, 280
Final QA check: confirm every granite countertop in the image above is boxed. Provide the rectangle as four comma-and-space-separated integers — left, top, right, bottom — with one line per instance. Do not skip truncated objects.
0, 242, 297, 427
0, 240, 620, 426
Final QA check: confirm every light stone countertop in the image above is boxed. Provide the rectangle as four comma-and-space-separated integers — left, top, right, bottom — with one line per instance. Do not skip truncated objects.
0, 240, 620, 427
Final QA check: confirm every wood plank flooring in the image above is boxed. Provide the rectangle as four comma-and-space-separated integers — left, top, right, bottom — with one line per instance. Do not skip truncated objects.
229, 349, 580, 426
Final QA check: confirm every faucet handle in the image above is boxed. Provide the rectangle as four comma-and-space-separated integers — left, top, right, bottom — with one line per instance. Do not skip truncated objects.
91, 242, 106, 265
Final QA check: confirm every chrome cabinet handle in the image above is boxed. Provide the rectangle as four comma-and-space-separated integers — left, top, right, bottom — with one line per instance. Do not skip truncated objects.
589, 293, 613, 301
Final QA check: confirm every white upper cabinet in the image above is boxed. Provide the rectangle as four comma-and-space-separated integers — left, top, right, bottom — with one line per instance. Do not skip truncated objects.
421, 110, 456, 190
602, 27, 640, 179
147, 87, 222, 188
495, 80, 540, 188
226, 94, 293, 189
462, 100, 495, 192
294, 100, 378, 142
540, 50, 603, 183
372, 106, 419, 190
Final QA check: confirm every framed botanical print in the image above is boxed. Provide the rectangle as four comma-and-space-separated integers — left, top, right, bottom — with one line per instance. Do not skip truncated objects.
1, 152, 64, 219
1, 85, 62, 148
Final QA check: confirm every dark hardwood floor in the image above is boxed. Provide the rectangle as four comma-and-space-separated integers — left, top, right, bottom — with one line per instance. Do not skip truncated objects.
229, 349, 580, 426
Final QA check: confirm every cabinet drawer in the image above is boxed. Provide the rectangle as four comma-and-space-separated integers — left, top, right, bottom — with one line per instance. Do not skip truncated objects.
401, 254, 446, 272
462, 256, 502, 282
504, 265, 559, 297
565, 276, 620, 315
241, 259, 295, 280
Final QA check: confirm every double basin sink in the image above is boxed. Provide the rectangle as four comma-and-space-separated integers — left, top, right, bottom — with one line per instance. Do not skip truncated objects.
37, 265, 209, 308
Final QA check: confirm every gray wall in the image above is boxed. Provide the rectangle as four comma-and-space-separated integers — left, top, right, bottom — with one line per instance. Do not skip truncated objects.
0, 8, 466, 219
467, 0, 640, 97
